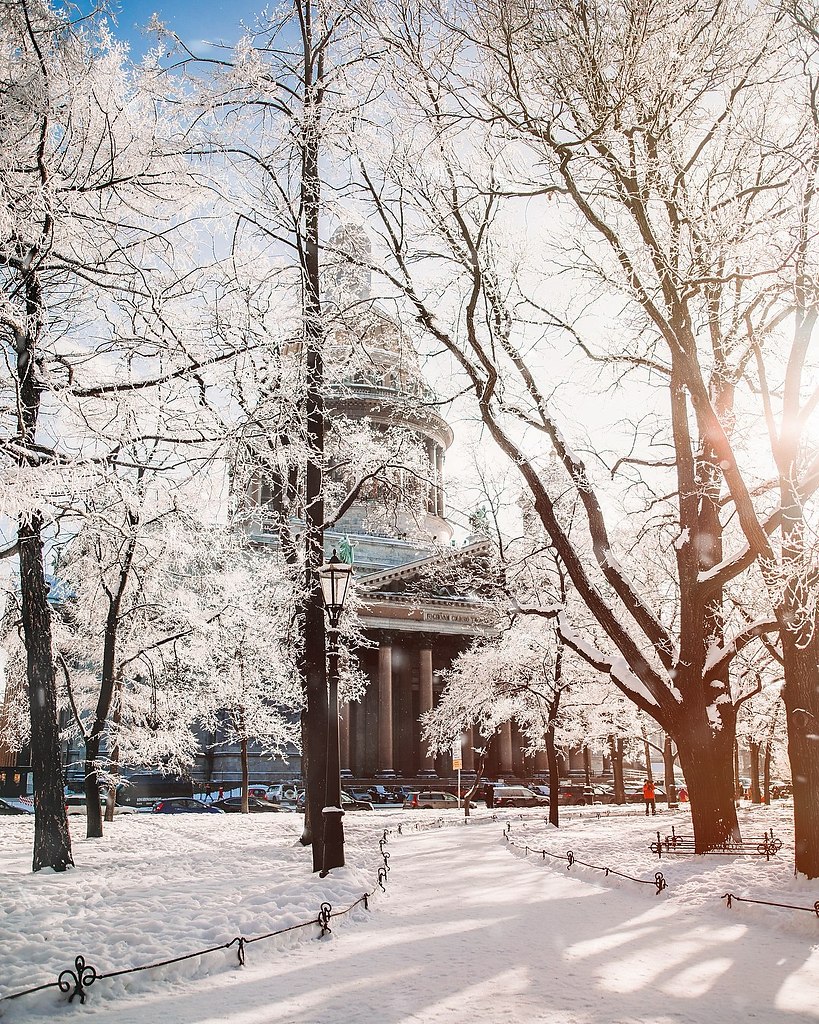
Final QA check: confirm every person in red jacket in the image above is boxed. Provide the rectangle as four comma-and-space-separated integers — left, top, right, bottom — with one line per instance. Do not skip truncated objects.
643, 780, 656, 816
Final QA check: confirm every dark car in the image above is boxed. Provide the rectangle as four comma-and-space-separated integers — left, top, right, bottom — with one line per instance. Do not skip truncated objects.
213, 797, 280, 813
558, 783, 605, 806
368, 785, 396, 804
152, 797, 223, 814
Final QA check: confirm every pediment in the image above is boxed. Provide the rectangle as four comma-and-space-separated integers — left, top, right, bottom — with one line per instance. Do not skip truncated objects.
357, 537, 493, 601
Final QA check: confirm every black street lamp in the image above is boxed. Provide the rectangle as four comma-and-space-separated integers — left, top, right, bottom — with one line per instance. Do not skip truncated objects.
318, 549, 353, 876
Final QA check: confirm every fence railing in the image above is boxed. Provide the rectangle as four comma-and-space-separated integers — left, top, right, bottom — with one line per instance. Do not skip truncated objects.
0, 833, 395, 1009
501, 822, 668, 894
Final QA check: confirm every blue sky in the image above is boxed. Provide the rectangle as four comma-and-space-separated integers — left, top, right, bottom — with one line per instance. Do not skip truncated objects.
91, 1, 267, 58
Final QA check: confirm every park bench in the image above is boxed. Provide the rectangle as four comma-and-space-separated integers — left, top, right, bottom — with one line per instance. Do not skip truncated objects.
649, 824, 782, 861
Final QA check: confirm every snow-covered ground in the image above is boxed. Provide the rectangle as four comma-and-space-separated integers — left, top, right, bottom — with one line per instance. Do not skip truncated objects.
1, 802, 818, 1022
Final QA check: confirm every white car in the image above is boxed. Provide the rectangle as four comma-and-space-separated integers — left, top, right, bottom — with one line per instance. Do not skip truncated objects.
492, 785, 550, 808
403, 790, 460, 809
64, 794, 137, 816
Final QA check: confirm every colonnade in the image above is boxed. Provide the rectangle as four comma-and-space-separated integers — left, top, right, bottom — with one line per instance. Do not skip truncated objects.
338, 637, 550, 779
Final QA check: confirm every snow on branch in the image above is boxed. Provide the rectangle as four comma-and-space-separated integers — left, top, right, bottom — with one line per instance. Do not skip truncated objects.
703, 618, 780, 681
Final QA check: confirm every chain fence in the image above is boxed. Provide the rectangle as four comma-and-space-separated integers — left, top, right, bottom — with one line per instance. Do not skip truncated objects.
4, 808, 815, 1010
0, 830, 396, 1010
501, 821, 668, 894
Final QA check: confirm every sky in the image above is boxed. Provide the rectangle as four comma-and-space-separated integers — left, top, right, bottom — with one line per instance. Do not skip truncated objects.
90, 1, 264, 59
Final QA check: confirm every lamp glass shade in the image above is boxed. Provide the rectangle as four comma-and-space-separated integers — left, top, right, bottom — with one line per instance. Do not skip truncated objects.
319, 550, 353, 614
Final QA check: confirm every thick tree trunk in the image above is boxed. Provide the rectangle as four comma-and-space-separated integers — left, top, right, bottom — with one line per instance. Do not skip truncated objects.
19, 512, 74, 872
83, 734, 103, 839
609, 734, 625, 804
763, 740, 772, 806
674, 718, 739, 850
781, 641, 819, 877
299, 0, 330, 874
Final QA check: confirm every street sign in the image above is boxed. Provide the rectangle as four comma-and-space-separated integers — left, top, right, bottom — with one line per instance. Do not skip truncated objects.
452, 739, 462, 771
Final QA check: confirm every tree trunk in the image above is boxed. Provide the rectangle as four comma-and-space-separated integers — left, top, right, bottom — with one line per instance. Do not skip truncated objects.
299, 0, 330, 873
733, 739, 742, 801
609, 734, 625, 805
643, 730, 653, 784
663, 734, 677, 805
583, 744, 592, 785
749, 741, 761, 804
546, 719, 560, 827
781, 641, 819, 876
83, 733, 104, 839
463, 747, 489, 819
19, 512, 74, 872
763, 739, 772, 806
675, 718, 739, 850
241, 737, 249, 813
104, 683, 122, 824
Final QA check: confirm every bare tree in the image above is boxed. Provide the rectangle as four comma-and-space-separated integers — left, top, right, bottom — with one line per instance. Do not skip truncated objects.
352, 0, 819, 865
0, 1, 226, 869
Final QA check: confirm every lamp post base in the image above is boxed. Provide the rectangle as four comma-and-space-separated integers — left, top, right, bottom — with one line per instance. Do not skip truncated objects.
321, 806, 345, 875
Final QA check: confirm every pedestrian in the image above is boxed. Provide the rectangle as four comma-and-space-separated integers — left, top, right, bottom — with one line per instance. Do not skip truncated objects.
678, 786, 688, 802
643, 779, 656, 816
217, 784, 224, 801
485, 784, 494, 809
204, 782, 212, 803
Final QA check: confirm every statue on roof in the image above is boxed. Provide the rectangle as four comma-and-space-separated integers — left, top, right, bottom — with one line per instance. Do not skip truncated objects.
468, 505, 490, 536
338, 535, 355, 565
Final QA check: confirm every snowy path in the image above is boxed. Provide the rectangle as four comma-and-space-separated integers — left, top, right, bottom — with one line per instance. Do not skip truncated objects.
73, 819, 818, 1024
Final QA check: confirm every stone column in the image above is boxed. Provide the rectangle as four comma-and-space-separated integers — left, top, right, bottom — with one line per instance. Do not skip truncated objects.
427, 440, 436, 513
499, 721, 514, 776
435, 445, 445, 517
339, 703, 351, 777
418, 647, 436, 776
534, 745, 549, 775
377, 641, 395, 776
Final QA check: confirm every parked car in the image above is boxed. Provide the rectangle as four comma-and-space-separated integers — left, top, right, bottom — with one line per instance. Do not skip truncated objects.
0, 797, 33, 815
246, 785, 271, 801
266, 783, 299, 804
403, 790, 460, 810
347, 787, 375, 803
64, 794, 137, 816
341, 791, 375, 810
771, 780, 792, 799
492, 785, 549, 808
557, 783, 606, 806
213, 796, 280, 813
151, 797, 224, 814
368, 785, 397, 804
